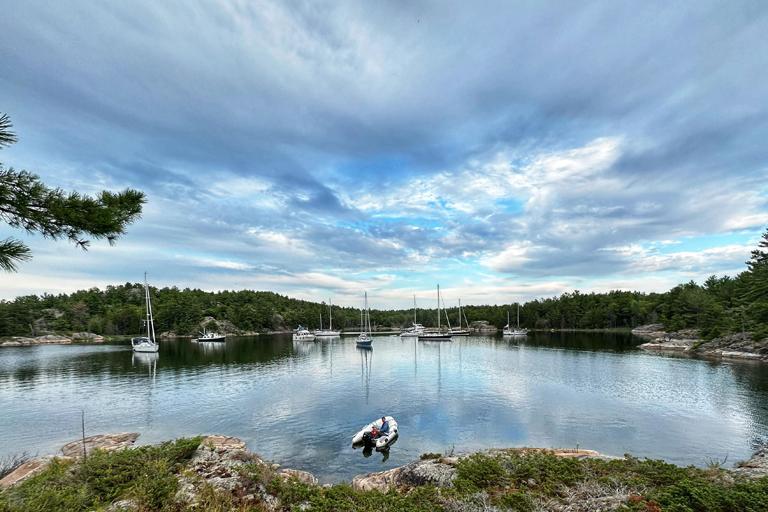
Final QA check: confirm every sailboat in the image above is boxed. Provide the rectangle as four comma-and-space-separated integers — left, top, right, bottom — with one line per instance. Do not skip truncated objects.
400, 294, 425, 337
503, 303, 528, 336
131, 273, 160, 353
450, 298, 471, 336
315, 299, 341, 337
356, 292, 373, 347
419, 285, 453, 341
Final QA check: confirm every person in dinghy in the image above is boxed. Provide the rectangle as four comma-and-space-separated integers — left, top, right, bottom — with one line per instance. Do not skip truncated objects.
352, 415, 399, 452
370, 416, 389, 439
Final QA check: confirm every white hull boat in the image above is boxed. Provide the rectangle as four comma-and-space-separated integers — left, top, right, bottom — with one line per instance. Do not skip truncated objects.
315, 299, 341, 337
356, 292, 373, 347
196, 329, 226, 342
503, 304, 528, 337
419, 285, 453, 342
418, 331, 453, 341
132, 273, 159, 353
400, 295, 424, 337
131, 336, 159, 352
352, 416, 398, 451
293, 326, 316, 342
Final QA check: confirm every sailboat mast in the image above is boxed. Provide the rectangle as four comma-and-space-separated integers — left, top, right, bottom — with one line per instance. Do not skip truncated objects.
437, 284, 441, 330
329, 299, 333, 331
413, 294, 417, 324
320, 309, 323, 330
517, 303, 520, 329
365, 292, 371, 334
144, 273, 156, 343
458, 298, 462, 329
441, 295, 452, 329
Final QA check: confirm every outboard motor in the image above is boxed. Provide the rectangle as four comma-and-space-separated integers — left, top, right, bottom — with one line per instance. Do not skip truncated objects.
362, 431, 375, 448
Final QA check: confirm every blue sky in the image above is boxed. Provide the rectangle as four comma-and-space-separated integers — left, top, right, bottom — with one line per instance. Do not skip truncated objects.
1, 1, 767, 308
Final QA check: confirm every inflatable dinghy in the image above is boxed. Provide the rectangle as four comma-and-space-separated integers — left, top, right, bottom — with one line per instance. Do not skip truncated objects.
352, 416, 398, 451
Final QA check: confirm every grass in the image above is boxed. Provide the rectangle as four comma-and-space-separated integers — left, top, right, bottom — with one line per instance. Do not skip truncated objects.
0, 437, 201, 512
2, 440, 768, 511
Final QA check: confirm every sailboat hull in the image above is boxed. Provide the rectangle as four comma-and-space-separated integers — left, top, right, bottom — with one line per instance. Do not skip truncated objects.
131, 337, 159, 352
418, 333, 453, 341
315, 330, 341, 337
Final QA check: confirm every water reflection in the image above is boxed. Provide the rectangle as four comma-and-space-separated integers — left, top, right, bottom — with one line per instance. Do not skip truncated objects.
1, 332, 767, 483
132, 352, 158, 380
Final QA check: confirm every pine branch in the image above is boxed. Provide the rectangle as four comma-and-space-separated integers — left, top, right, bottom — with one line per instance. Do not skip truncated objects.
0, 114, 16, 148
0, 238, 31, 272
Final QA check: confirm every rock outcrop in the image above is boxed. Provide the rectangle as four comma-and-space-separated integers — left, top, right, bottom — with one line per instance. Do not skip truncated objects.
353, 457, 458, 491
632, 324, 768, 362
351, 448, 610, 492
60, 432, 139, 458
734, 446, 768, 479
0, 457, 55, 488
470, 320, 498, 333
0, 333, 106, 347
176, 434, 314, 510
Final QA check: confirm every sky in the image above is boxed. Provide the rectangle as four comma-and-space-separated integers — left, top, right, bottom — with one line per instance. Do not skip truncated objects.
1, 0, 767, 308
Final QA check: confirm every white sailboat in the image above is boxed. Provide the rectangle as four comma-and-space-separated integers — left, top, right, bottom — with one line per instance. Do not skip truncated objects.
450, 298, 470, 336
400, 294, 425, 337
356, 292, 373, 347
503, 303, 528, 336
419, 285, 452, 341
315, 299, 341, 337
132, 273, 160, 353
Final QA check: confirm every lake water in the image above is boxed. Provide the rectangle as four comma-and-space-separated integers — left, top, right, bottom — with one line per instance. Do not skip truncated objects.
2, 333, 768, 482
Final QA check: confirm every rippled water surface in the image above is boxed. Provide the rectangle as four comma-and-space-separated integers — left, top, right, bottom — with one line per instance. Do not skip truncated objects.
2, 333, 768, 482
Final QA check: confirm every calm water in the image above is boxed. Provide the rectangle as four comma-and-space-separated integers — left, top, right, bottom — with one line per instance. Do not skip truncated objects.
2, 333, 768, 482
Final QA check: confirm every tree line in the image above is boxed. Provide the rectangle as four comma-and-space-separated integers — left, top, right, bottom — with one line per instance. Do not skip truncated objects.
1, 228, 766, 340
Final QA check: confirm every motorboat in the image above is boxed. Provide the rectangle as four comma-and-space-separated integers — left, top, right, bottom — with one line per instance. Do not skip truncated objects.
293, 326, 316, 341
131, 273, 159, 353
315, 299, 341, 337
196, 328, 226, 342
352, 416, 398, 451
356, 292, 373, 347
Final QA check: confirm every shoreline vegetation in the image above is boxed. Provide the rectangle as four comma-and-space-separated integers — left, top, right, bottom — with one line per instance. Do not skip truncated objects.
0, 327, 637, 347
1, 434, 767, 512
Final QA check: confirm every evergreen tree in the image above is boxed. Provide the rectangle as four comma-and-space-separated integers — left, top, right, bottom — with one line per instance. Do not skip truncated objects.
0, 113, 145, 271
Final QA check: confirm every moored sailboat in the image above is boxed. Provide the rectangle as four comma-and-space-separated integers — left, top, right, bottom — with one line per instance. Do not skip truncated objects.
419, 285, 452, 341
315, 299, 341, 337
356, 292, 373, 347
400, 294, 424, 337
450, 298, 471, 336
503, 303, 528, 336
132, 273, 160, 353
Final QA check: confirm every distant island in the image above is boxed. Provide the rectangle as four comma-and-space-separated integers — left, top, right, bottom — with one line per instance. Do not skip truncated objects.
1, 228, 766, 352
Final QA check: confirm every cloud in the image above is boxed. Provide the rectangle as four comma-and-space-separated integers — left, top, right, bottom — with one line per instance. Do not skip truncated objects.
0, 1, 767, 304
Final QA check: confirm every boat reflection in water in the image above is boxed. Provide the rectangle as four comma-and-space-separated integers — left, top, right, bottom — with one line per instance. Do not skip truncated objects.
131, 351, 158, 380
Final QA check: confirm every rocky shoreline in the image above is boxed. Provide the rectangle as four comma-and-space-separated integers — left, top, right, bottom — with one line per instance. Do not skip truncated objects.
0, 332, 106, 347
632, 324, 768, 362
2, 432, 768, 511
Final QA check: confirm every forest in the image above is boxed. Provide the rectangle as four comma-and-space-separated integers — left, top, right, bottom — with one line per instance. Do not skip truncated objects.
1, 229, 766, 340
